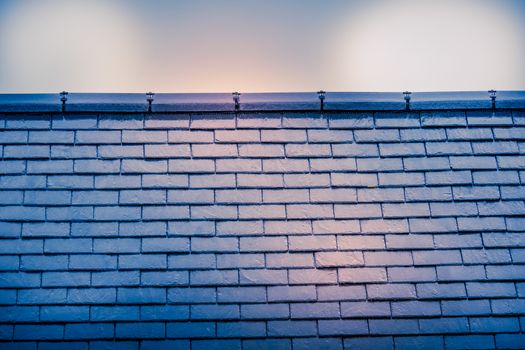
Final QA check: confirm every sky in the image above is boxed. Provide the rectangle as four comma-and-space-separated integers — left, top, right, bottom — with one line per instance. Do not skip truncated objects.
0, 0, 524, 93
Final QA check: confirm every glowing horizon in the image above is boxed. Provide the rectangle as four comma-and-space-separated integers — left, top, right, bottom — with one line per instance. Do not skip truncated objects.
1, 0, 524, 93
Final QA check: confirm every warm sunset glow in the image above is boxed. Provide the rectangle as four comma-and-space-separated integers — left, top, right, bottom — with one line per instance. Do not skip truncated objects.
0, 0, 524, 93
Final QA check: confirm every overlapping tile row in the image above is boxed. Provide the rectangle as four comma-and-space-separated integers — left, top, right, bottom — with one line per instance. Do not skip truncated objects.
0, 110, 524, 349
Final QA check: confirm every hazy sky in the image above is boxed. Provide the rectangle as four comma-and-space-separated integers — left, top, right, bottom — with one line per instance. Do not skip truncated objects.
1, 0, 524, 93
